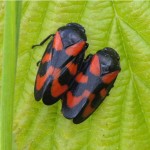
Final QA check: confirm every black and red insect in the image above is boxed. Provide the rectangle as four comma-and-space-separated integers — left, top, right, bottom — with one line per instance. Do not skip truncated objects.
62, 47, 121, 124
33, 23, 88, 105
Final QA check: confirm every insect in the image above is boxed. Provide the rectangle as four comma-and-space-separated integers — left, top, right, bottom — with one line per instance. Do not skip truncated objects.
61, 47, 121, 124
33, 23, 88, 105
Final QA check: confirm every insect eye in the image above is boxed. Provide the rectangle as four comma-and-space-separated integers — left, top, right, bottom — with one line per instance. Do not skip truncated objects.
101, 65, 110, 74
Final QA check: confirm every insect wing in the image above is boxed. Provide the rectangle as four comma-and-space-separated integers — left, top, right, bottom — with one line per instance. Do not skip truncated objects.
34, 40, 54, 101
73, 70, 120, 124
42, 51, 85, 105
62, 55, 94, 119
34, 31, 65, 101
73, 48, 121, 124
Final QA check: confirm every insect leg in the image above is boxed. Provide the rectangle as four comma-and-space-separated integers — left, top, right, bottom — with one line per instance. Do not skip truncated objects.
32, 34, 55, 49
36, 60, 41, 66
84, 43, 89, 49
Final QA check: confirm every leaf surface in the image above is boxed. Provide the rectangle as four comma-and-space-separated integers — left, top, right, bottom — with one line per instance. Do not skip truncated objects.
1, 1, 150, 150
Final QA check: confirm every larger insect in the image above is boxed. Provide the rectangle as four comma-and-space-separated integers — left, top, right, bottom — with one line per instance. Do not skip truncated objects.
62, 47, 121, 124
33, 23, 88, 105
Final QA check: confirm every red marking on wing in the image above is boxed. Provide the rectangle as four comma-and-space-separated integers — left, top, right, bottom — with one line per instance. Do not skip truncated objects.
53, 32, 63, 51
36, 66, 54, 91
52, 68, 61, 79
67, 91, 83, 108
100, 88, 107, 97
51, 79, 68, 97
75, 72, 88, 83
66, 62, 78, 75
66, 41, 85, 56
102, 70, 120, 84
83, 90, 91, 97
36, 66, 61, 91
67, 90, 91, 108
42, 53, 52, 64
90, 55, 100, 76
82, 93, 95, 118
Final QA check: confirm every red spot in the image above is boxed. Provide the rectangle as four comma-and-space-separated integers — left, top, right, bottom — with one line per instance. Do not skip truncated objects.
100, 88, 107, 97
42, 53, 52, 64
90, 55, 100, 76
82, 106, 95, 118
83, 90, 91, 97
102, 71, 120, 84
36, 66, 61, 91
82, 93, 95, 118
36, 66, 54, 91
52, 68, 61, 79
66, 41, 85, 56
67, 90, 91, 108
67, 91, 83, 108
66, 62, 78, 75
75, 72, 88, 83
89, 93, 95, 101
53, 32, 63, 51
51, 79, 68, 97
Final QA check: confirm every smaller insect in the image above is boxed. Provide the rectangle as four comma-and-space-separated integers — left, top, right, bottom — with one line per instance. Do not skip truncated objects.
33, 23, 88, 105
61, 47, 121, 124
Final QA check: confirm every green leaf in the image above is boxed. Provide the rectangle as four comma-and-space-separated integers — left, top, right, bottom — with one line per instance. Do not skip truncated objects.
1, 1, 150, 150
